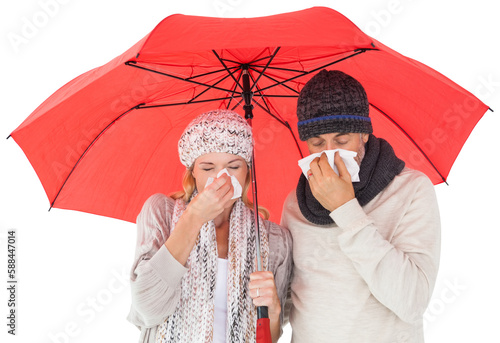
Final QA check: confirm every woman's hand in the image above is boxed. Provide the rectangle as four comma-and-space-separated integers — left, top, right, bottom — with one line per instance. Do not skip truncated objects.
308, 151, 355, 212
249, 271, 281, 342
184, 173, 234, 226
166, 173, 234, 266
249, 271, 281, 319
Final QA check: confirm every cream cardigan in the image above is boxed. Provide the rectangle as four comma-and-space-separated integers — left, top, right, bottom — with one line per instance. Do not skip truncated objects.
281, 168, 441, 343
127, 193, 293, 343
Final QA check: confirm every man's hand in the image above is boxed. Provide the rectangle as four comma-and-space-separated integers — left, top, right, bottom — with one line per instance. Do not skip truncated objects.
307, 151, 355, 212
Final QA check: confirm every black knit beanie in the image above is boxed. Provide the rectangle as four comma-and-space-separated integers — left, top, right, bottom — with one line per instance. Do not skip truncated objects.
297, 70, 373, 141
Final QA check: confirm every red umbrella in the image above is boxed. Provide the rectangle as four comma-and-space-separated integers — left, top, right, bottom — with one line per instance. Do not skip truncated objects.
9, 7, 489, 224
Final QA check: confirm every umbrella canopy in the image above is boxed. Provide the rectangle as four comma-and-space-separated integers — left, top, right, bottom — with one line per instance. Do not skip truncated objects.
9, 6, 489, 223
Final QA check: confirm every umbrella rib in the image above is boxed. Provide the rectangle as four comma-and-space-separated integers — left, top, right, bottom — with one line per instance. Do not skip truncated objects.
138, 96, 239, 109
221, 53, 273, 66
249, 66, 299, 95
252, 100, 304, 159
257, 49, 369, 93
249, 47, 281, 92
251, 65, 309, 74
258, 95, 299, 98
186, 72, 235, 104
248, 72, 273, 114
50, 103, 144, 210
185, 66, 240, 80
370, 102, 448, 184
219, 57, 243, 65
226, 73, 244, 110
212, 50, 243, 92
230, 98, 244, 112
247, 54, 276, 65
248, 72, 296, 124
125, 61, 237, 94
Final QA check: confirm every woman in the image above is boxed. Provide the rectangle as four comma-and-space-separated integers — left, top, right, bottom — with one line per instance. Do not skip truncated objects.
127, 109, 293, 343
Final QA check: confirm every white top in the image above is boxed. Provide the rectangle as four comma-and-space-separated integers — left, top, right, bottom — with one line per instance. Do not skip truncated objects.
213, 258, 228, 343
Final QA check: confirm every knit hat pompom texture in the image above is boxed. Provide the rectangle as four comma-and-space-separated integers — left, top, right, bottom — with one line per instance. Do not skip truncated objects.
297, 69, 373, 141
178, 109, 253, 168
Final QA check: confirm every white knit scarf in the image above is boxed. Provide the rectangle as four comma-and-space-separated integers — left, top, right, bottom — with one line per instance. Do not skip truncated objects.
156, 195, 269, 343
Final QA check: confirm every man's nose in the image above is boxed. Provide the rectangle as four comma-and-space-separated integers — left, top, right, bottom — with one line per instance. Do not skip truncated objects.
325, 141, 336, 150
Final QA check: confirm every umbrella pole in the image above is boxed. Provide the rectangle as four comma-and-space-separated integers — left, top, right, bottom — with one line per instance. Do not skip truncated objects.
242, 66, 272, 343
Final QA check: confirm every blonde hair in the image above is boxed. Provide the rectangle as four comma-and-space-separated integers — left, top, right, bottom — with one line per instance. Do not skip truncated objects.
170, 167, 270, 220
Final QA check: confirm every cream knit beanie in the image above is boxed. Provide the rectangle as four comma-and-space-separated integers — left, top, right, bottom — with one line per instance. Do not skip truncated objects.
178, 109, 253, 168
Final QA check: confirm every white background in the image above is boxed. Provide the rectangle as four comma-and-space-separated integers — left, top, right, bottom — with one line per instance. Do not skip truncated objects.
1, 0, 499, 342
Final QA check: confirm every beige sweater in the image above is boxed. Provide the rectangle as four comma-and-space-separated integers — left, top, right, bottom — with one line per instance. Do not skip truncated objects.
127, 193, 293, 343
281, 168, 440, 343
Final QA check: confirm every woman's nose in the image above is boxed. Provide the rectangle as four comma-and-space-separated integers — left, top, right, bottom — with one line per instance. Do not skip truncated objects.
215, 168, 229, 178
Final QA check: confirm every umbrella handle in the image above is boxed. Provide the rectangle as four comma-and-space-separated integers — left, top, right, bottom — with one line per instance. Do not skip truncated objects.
256, 306, 272, 343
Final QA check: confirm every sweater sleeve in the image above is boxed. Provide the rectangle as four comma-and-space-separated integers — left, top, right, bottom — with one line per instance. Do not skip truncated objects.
128, 194, 188, 328
278, 205, 293, 326
266, 220, 293, 335
330, 173, 441, 324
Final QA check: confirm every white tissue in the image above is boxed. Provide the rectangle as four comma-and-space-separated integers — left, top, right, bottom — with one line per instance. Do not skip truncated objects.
204, 168, 243, 199
298, 149, 360, 182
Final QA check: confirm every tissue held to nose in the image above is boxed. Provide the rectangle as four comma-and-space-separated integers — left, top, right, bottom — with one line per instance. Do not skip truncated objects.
298, 149, 360, 182
204, 168, 243, 199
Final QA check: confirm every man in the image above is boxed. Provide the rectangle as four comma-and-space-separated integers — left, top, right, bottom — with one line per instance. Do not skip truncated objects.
281, 70, 440, 343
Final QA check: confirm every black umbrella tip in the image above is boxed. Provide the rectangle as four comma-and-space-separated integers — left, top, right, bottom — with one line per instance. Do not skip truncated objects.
6, 134, 11, 139
488, 107, 494, 112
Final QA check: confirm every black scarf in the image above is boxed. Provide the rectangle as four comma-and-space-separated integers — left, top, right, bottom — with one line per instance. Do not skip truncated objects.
296, 135, 405, 225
